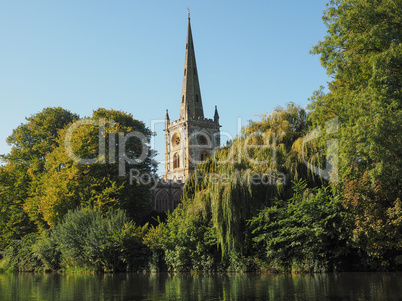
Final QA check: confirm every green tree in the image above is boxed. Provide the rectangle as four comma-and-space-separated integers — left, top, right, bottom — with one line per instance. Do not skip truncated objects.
150, 197, 222, 272
203, 103, 317, 258
309, 0, 402, 268
0, 164, 35, 248
2, 107, 79, 172
0, 107, 78, 247
25, 108, 156, 228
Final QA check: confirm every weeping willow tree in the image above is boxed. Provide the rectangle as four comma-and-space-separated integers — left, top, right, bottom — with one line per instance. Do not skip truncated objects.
151, 103, 329, 270
201, 103, 328, 257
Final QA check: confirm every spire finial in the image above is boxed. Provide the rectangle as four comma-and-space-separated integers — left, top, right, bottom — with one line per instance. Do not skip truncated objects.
187, 7, 190, 19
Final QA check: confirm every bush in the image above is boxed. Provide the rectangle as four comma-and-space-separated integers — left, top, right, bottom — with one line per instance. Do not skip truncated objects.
2, 207, 151, 272
53, 207, 150, 272
3, 233, 44, 272
248, 180, 351, 272
32, 232, 61, 271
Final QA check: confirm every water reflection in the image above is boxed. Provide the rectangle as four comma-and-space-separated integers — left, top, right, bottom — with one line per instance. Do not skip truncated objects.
1, 272, 401, 300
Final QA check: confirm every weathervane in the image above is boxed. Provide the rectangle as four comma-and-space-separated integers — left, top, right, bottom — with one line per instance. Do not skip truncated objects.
187, 7, 190, 19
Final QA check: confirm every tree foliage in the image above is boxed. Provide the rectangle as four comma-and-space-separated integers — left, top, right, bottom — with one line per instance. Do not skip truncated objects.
25, 108, 156, 228
309, 0, 402, 267
0, 107, 156, 248
249, 180, 351, 272
54, 207, 150, 272
2, 208, 150, 272
2, 107, 79, 172
0, 164, 36, 248
0, 107, 77, 247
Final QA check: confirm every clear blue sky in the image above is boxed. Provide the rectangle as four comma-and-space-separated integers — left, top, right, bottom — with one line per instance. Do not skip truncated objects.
0, 0, 330, 173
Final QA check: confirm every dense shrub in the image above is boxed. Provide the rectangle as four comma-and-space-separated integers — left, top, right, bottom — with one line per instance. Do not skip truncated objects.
3, 233, 43, 272
3, 208, 151, 272
54, 208, 150, 272
248, 180, 352, 272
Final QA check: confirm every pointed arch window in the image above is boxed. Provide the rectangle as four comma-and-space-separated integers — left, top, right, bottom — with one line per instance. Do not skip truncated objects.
196, 94, 199, 102
172, 191, 182, 210
155, 190, 169, 212
182, 95, 184, 103
173, 153, 180, 169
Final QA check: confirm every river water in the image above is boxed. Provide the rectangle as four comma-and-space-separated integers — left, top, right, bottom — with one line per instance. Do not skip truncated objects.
0, 272, 401, 300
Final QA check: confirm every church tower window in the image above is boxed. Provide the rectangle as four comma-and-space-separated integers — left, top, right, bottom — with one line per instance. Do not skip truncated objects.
197, 134, 208, 145
173, 153, 180, 169
172, 133, 181, 147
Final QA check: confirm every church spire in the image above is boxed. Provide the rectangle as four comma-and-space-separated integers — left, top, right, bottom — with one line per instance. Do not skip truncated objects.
179, 14, 204, 120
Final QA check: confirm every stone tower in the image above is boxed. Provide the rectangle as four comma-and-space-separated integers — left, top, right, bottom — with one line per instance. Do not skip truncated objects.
164, 15, 221, 182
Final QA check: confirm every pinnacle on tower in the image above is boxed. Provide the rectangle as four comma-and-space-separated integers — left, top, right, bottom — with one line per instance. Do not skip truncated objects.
179, 16, 204, 120
214, 105, 219, 123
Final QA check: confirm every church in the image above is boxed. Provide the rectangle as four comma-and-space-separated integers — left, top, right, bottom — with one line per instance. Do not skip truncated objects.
152, 14, 221, 212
